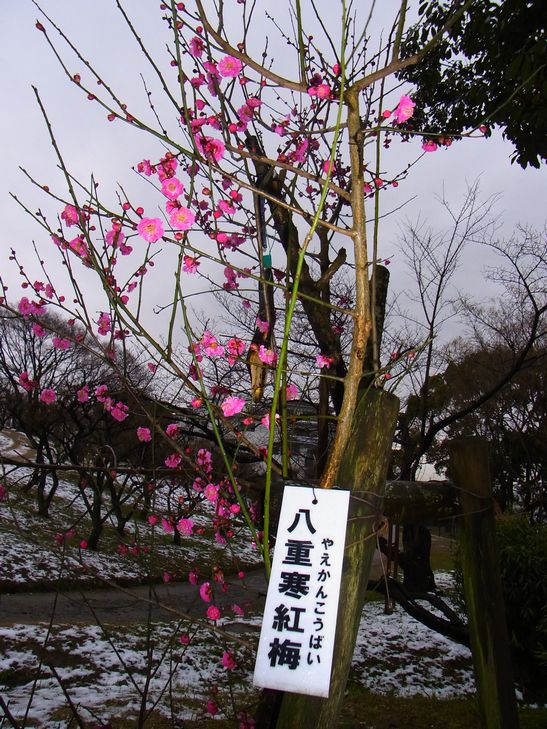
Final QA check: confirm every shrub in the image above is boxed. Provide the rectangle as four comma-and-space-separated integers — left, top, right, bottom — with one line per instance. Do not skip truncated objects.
455, 516, 547, 701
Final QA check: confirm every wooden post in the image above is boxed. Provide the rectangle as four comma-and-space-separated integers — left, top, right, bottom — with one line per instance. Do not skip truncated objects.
267, 389, 399, 729
449, 437, 520, 729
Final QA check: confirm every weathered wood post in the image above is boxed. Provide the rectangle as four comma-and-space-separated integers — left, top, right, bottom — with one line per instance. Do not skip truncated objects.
265, 389, 399, 728
449, 437, 520, 729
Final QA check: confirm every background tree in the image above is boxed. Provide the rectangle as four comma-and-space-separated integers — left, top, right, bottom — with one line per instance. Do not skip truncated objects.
427, 343, 547, 522
393, 225, 546, 483
400, 0, 547, 168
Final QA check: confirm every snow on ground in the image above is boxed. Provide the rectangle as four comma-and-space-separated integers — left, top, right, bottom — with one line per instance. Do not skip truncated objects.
0, 583, 475, 727
0, 529, 147, 585
353, 599, 474, 698
0, 618, 259, 727
1, 429, 476, 724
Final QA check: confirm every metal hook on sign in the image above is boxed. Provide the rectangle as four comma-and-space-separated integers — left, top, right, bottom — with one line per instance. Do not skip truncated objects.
311, 486, 318, 505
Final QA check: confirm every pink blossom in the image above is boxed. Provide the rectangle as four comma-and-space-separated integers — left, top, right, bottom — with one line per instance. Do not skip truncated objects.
18, 372, 36, 392
316, 83, 331, 99
137, 159, 154, 176
157, 154, 178, 181
32, 323, 47, 337
161, 517, 174, 534
68, 236, 89, 260
165, 453, 182, 469
189, 36, 204, 57
147, 515, 158, 526
105, 228, 125, 249
166, 423, 179, 438
256, 317, 269, 335
247, 96, 261, 110
111, 402, 129, 421
169, 206, 196, 231
61, 204, 80, 227
422, 140, 438, 152
18, 297, 42, 317
177, 518, 194, 535
52, 337, 71, 350
286, 383, 299, 401
191, 397, 203, 408
232, 603, 244, 616
199, 581, 212, 603
261, 413, 280, 430
95, 384, 109, 401
221, 396, 246, 417
218, 55, 243, 78
137, 427, 152, 442
258, 345, 276, 366
188, 570, 199, 585
97, 312, 112, 335
201, 331, 224, 357
204, 483, 219, 502
393, 95, 415, 124
226, 337, 245, 364
207, 605, 221, 621
137, 217, 164, 243
217, 199, 236, 216
179, 633, 190, 645
291, 138, 309, 163
223, 267, 238, 290
163, 571, 172, 583
39, 388, 57, 405
195, 135, 225, 162
222, 651, 237, 670
196, 448, 213, 470
316, 353, 334, 368
207, 700, 219, 716
161, 177, 185, 200
183, 255, 200, 273
308, 83, 330, 99
77, 386, 89, 403
237, 103, 254, 126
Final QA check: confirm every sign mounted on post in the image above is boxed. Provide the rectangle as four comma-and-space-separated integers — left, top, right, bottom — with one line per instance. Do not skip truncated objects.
253, 483, 350, 698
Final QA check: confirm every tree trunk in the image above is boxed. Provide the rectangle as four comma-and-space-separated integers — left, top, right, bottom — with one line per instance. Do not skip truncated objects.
260, 389, 399, 729
86, 477, 104, 551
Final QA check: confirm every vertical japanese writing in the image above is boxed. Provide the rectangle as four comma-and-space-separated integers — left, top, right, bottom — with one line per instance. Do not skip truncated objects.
254, 485, 349, 697
268, 509, 317, 669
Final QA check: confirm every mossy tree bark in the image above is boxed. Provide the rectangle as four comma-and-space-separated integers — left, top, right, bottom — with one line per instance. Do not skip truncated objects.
258, 389, 399, 729
449, 437, 520, 729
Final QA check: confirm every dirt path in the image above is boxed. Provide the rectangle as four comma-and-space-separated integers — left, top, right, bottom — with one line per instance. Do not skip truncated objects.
0, 550, 392, 626
0, 569, 269, 626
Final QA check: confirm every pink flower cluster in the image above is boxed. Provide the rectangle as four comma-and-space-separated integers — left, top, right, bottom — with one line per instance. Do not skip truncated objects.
94, 384, 129, 422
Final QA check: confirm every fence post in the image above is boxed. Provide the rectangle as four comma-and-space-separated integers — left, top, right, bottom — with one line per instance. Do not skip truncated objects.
449, 437, 519, 729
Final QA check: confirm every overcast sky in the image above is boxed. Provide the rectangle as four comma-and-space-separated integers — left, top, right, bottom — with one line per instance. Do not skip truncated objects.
1, 0, 545, 337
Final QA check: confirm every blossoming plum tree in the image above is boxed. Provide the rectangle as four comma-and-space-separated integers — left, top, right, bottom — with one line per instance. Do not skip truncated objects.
0, 1, 478, 725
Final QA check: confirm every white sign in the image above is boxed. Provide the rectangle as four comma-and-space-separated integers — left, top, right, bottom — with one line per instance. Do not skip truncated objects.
253, 484, 350, 697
